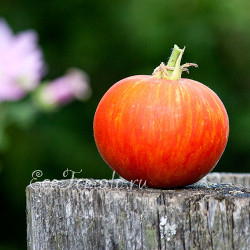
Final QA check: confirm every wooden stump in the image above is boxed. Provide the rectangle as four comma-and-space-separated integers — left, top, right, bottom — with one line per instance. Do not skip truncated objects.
26, 173, 250, 250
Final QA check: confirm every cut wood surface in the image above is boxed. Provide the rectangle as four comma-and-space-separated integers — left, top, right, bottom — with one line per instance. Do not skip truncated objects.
26, 173, 250, 250
197, 172, 250, 188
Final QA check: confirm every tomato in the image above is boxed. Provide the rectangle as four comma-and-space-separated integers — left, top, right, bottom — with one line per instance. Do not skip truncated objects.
93, 45, 229, 188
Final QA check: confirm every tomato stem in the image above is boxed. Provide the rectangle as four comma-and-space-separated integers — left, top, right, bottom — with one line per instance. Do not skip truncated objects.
152, 45, 198, 80
166, 44, 183, 76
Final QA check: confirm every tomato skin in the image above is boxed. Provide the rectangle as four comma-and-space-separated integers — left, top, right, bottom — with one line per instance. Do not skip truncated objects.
93, 75, 229, 188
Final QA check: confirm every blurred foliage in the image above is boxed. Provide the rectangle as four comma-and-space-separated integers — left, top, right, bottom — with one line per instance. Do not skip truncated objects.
0, 0, 250, 248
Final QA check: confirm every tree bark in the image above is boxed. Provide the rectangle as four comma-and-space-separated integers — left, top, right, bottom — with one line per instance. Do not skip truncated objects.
26, 173, 250, 250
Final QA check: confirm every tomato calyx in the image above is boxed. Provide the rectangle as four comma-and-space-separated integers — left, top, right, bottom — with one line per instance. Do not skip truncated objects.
152, 45, 198, 81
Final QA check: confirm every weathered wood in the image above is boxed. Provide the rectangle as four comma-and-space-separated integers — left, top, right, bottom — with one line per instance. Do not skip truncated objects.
197, 172, 250, 188
26, 173, 250, 250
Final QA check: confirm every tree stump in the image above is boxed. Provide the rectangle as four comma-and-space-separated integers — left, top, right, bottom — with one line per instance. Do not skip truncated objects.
26, 173, 250, 250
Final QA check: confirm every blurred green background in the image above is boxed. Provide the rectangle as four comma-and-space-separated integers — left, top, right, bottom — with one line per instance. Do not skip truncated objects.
0, 0, 249, 249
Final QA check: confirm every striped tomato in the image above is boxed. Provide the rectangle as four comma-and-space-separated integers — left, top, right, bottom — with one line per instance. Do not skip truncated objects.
93, 45, 229, 188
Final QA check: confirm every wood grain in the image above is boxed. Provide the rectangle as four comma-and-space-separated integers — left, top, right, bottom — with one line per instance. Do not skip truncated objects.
26, 173, 250, 249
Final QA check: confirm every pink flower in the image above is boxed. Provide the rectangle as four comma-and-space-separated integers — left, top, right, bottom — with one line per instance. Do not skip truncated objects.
36, 68, 91, 109
0, 19, 45, 102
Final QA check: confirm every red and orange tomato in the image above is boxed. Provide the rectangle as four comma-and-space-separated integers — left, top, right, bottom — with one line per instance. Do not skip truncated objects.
93, 46, 229, 188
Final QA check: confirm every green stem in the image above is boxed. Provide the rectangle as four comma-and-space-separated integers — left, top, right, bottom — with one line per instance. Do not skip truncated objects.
166, 45, 182, 75
152, 44, 185, 80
